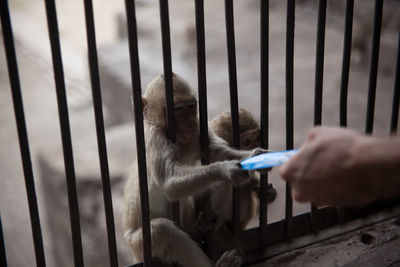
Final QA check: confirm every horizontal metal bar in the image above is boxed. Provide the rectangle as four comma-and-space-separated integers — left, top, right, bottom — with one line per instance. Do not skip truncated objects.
124, 0, 153, 265
0, 1, 46, 266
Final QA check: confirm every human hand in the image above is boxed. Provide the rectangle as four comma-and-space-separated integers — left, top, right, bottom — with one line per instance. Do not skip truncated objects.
279, 126, 381, 207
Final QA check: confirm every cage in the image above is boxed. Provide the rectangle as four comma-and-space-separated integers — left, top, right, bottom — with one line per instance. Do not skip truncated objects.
1, 0, 399, 267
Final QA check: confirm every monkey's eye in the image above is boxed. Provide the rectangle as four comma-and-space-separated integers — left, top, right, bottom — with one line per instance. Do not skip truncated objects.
174, 106, 184, 112
174, 100, 197, 114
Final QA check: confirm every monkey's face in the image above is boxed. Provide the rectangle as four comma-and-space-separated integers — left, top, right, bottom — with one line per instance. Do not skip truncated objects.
171, 99, 198, 145
240, 128, 260, 150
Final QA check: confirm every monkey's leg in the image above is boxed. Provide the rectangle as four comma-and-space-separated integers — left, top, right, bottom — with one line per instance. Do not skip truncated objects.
125, 218, 214, 267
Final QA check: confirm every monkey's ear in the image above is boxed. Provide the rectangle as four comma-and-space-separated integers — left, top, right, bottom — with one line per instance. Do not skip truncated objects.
142, 97, 148, 115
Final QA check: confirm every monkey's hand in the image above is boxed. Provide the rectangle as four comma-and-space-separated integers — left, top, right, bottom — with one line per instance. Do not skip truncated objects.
219, 160, 251, 186
215, 249, 242, 267
250, 147, 270, 158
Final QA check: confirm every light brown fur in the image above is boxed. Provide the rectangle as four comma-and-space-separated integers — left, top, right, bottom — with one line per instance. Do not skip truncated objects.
123, 74, 258, 267
210, 109, 262, 229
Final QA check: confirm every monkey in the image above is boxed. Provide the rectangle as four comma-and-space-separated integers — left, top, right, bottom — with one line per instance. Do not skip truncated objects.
210, 109, 260, 151
209, 109, 277, 230
123, 73, 265, 267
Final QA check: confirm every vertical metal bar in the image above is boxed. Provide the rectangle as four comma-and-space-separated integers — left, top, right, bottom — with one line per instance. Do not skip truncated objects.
43, 0, 84, 266
314, 0, 327, 126
340, 0, 354, 128
124, 0, 153, 265
312, 0, 327, 232
159, 0, 180, 227
82, 0, 118, 266
195, 0, 211, 211
0, 2, 47, 266
225, 0, 241, 236
365, 0, 384, 134
259, 0, 269, 235
285, 0, 295, 238
0, 215, 7, 267
390, 32, 400, 134
339, 0, 354, 224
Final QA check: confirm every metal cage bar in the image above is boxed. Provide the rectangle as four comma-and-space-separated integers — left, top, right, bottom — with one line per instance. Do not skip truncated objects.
82, 0, 119, 266
285, 0, 295, 238
0, 1, 47, 266
338, 0, 355, 224
365, 0, 384, 134
195, 0, 212, 216
314, 0, 326, 127
311, 0, 327, 232
259, 0, 270, 235
391, 33, 400, 134
195, 0, 208, 166
0, 216, 7, 267
44, 0, 84, 265
159, 0, 180, 227
124, 0, 153, 265
224, 0, 241, 236
340, 0, 354, 128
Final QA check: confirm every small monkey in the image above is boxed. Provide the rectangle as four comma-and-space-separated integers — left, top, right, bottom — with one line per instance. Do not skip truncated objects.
211, 108, 260, 150
210, 109, 277, 229
123, 74, 264, 267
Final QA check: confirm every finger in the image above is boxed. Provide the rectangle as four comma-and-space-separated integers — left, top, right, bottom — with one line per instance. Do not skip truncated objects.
292, 187, 311, 203
306, 126, 323, 143
279, 160, 295, 182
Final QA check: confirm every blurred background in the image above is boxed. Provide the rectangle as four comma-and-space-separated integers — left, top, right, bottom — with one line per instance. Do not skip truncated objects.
1, 0, 399, 266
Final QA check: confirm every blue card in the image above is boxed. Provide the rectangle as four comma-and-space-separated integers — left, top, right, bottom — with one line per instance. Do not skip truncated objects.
240, 150, 299, 170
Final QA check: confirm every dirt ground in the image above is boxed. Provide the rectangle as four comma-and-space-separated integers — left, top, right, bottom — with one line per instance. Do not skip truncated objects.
1, 0, 399, 266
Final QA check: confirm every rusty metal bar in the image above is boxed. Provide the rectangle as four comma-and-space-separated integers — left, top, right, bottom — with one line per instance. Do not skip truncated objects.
225, 0, 241, 236
259, 0, 270, 235
0, 1, 47, 266
391, 32, 400, 134
285, 0, 295, 238
159, 0, 180, 227
124, 0, 153, 265
43, 0, 84, 265
340, 0, 354, 127
365, 0, 383, 134
82, 0, 118, 266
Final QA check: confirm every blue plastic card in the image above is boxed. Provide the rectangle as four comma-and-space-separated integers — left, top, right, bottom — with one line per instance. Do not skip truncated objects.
240, 150, 299, 170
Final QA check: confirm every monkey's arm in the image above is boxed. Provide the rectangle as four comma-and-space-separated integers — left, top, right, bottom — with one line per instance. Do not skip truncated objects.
156, 156, 249, 201
146, 127, 250, 201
